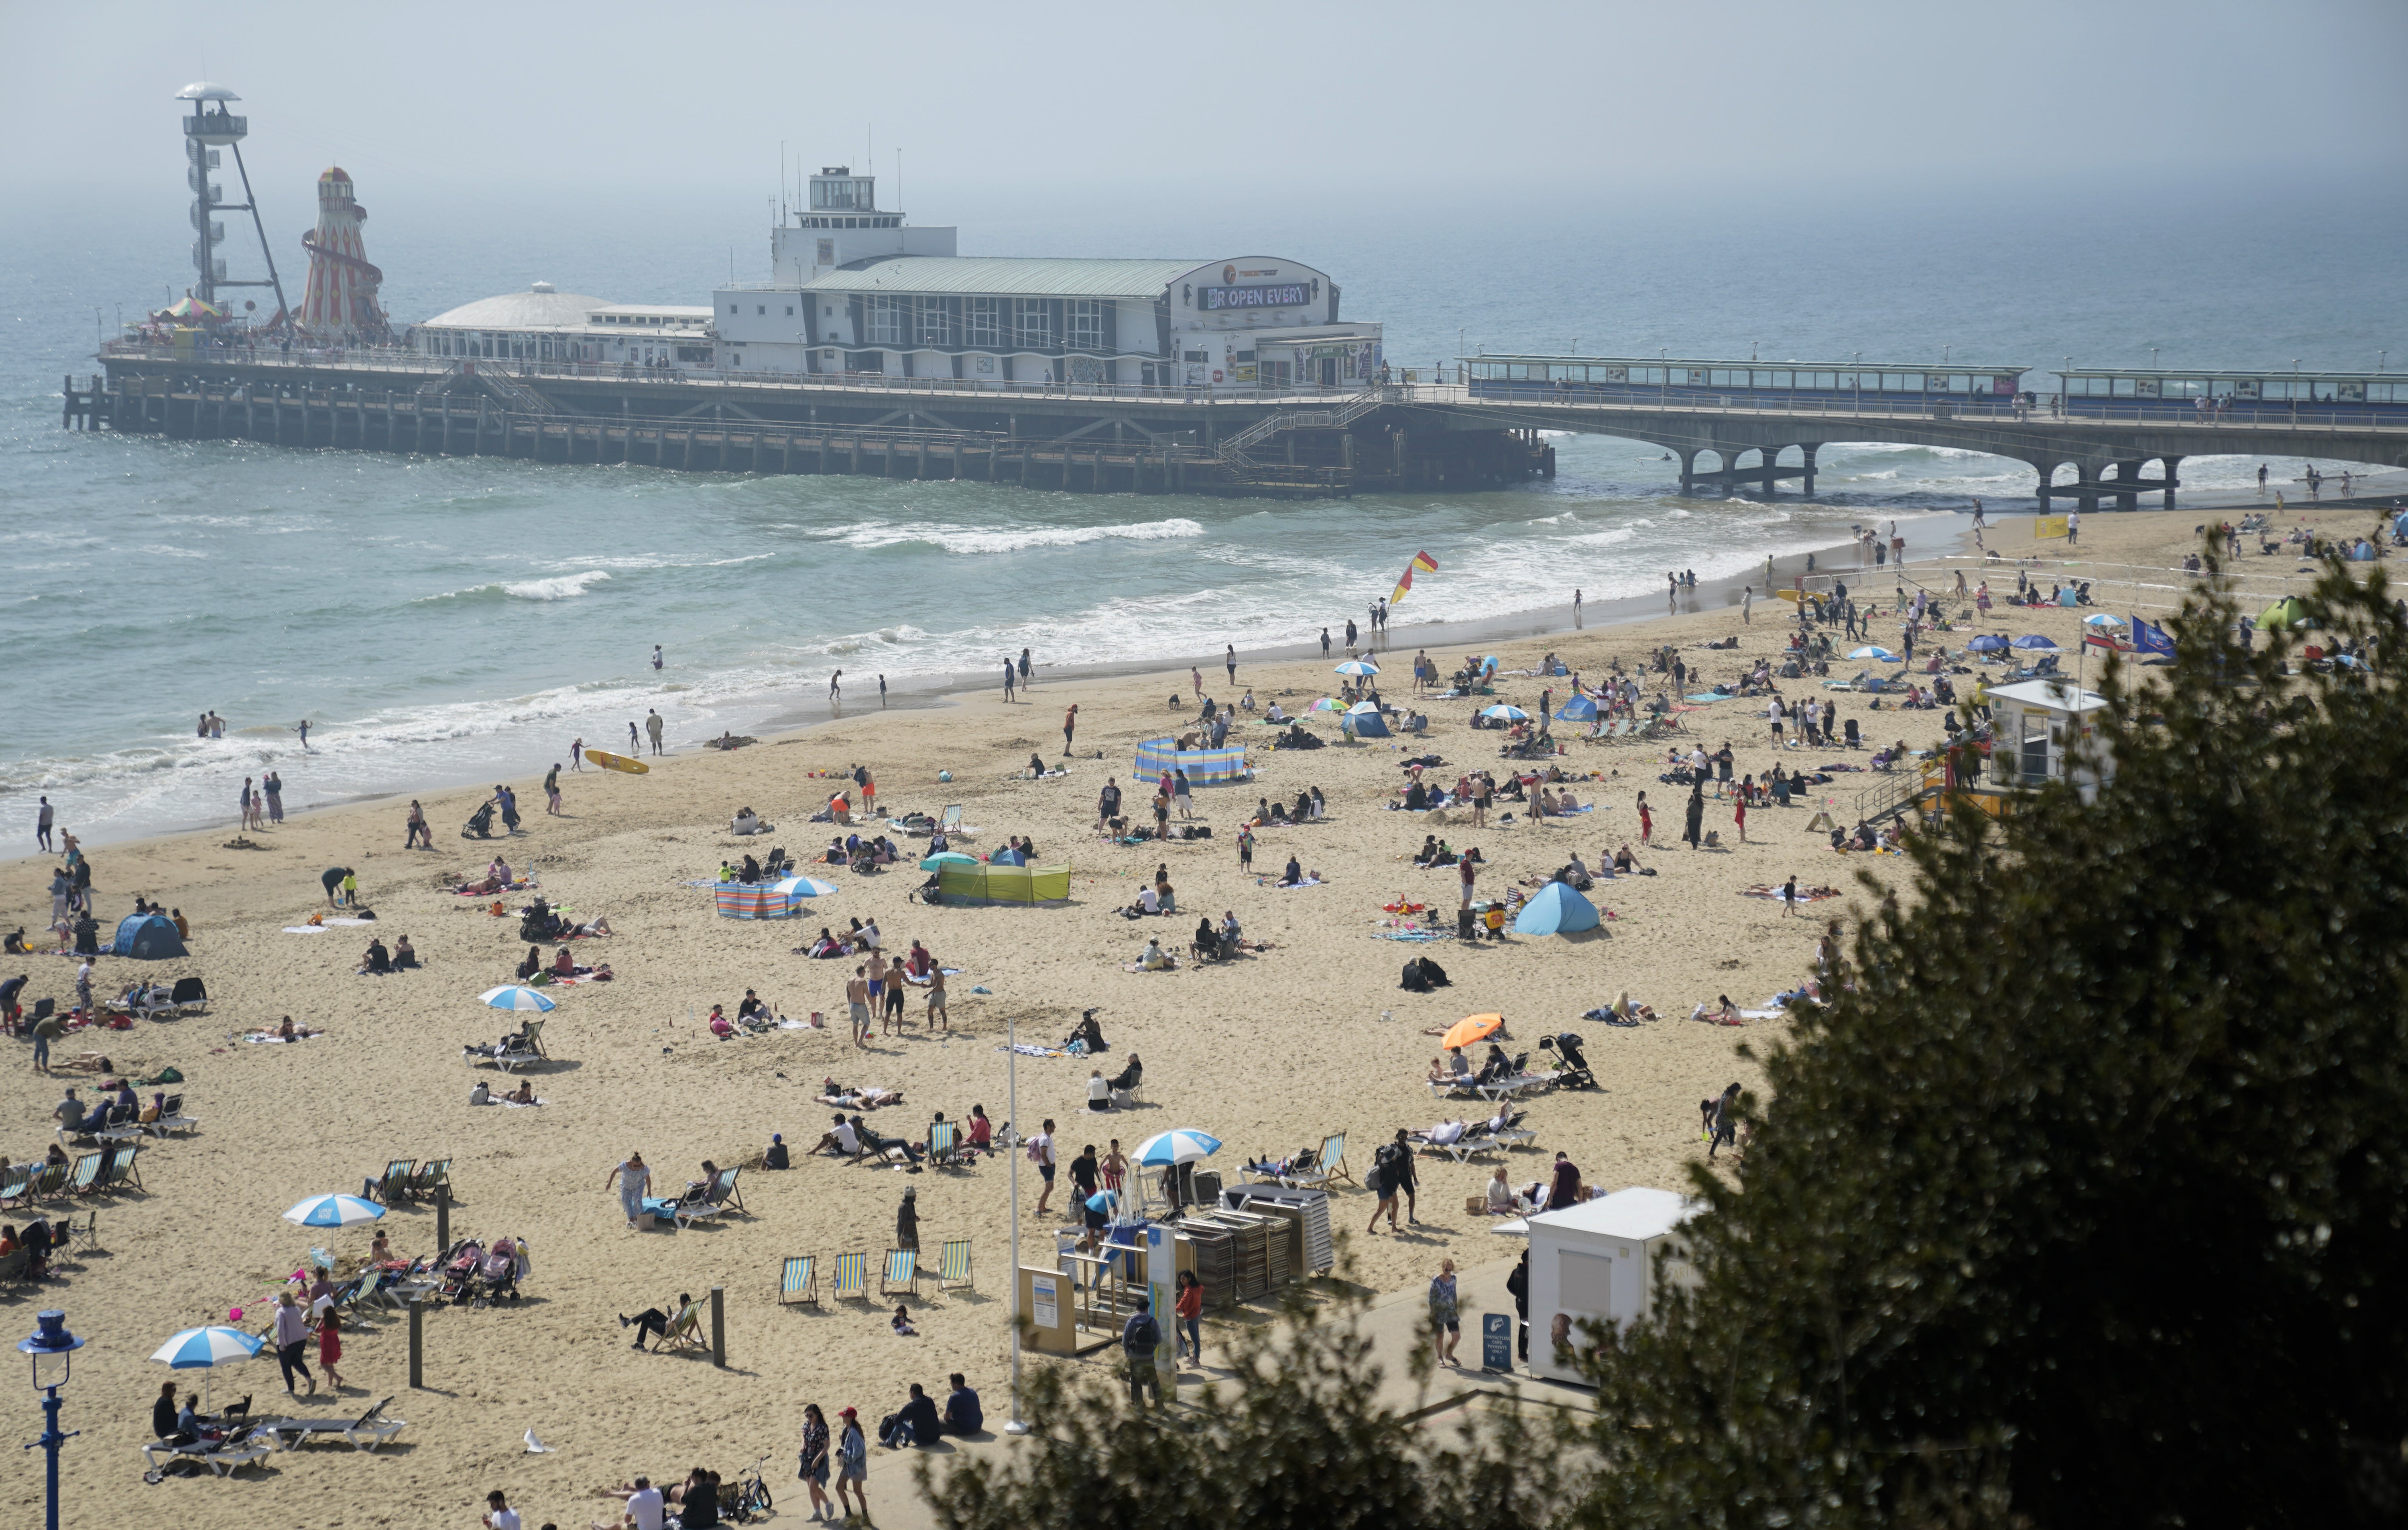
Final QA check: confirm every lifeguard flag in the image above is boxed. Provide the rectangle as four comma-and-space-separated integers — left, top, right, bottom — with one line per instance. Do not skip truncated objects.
2133, 618, 2176, 658
1390, 550, 1440, 607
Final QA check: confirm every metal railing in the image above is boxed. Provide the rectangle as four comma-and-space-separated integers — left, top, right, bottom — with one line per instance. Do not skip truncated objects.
1438, 382, 2408, 435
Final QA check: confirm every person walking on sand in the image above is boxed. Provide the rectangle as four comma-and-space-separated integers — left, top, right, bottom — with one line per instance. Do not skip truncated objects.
405, 801, 428, 850
644, 709, 665, 756
1002, 658, 1015, 702
847, 967, 872, 1048
627, 720, 639, 752
1191, 666, 1204, 702
315, 1309, 346, 1393
1637, 790, 1653, 845
1225, 644, 1238, 685
1573, 587, 1583, 629
1019, 647, 1034, 690
606, 1150, 649, 1229
1781, 875, 1799, 916
273, 1290, 315, 1396
879, 674, 887, 706
829, 668, 843, 702
1031, 1119, 1058, 1217
543, 764, 562, 817
35, 796, 53, 853
1684, 782, 1705, 850
1063, 704, 1078, 756
835, 1407, 868, 1522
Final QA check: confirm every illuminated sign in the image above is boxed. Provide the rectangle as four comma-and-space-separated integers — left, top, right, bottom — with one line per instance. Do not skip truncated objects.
1200, 282, 1310, 312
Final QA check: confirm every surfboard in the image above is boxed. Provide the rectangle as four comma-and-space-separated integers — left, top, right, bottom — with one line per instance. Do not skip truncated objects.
585, 750, 650, 775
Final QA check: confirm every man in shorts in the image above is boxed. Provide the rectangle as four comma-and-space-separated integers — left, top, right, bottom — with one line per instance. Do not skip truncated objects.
846, 968, 872, 1049
925, 965, 949, 1031
1031, 1119, 1057, 1217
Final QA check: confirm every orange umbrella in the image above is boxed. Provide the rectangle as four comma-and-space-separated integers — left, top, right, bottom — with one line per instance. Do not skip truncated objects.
1440, 1014, 1503, 1051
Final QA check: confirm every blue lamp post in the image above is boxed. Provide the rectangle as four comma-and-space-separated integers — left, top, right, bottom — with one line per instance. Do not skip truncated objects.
19, 1310, 83, 1530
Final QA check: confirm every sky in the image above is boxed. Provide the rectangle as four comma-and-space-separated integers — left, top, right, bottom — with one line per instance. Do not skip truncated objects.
5, 0, 2403, 216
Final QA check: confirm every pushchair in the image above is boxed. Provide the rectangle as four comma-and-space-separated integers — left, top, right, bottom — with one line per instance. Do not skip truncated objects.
1538, 1031, 1595, 1089
462, 802, 497, 839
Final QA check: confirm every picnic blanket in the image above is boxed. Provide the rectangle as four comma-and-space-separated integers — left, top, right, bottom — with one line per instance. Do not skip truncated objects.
1123, 960, 1180, 973
498, 1097, 550, 1107
1377, 929, 1450, 942
999, 1043, 1068, 1059
1258, 876, 1324, 889
242, 1030, 319, 1044
452, 880, 537, 897
281, 926, 332, 935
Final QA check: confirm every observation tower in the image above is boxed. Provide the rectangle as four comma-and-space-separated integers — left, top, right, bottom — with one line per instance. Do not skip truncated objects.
297, 167, 389, 341
173, 82, 288, 323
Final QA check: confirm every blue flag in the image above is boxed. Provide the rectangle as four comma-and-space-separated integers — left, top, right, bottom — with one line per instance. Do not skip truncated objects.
2132, 618, 2176, 658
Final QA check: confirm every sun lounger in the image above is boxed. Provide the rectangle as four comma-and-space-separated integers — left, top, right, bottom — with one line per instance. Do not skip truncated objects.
879, 1248, 919, 1297
1478, 1071, 1558, 1103
142, 1422, 273, 1477
936, 1238, 973, 1292
464, 1017, 548, 1072
830, 1251, 868, 1302
148, 1093, 198, 1137
1411, 1128, 1497, 1164
172, 976, 209, 1016
263, 1397, 407, 1453
779, 1255, 818, 1306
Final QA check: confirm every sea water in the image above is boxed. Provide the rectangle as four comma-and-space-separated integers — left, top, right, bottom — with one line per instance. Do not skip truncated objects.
4, 183, 2400, 845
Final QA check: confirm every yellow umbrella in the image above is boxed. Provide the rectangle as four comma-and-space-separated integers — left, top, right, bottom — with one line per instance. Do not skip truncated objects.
1440, 1013, 1504, 1051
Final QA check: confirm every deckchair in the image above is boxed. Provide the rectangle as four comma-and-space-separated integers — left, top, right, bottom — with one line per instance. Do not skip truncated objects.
369, 1159, 415, 1204
402, 1159, 451, 1203
879, 1247, 919, 1297
711, 1164, 746, 1215
937, 804, 964, 836
935, 1238, 973, 1292
27, 1162, 71, 1203
925, 1119, 964, 1168
656, 1302, 707, 1354
95, 1143, 142, 1194
63, 1152, 104, 1197
778, 1255, 819, 1306
0, 1164, 29, 1209
0, 1248, 30, 1285
830, 1252, 869, 1301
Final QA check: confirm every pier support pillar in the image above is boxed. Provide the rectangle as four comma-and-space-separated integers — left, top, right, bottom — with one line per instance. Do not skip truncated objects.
2158, 455, 2183, 510
1676, 448, 1696, 496
1800, 443, 1819, 498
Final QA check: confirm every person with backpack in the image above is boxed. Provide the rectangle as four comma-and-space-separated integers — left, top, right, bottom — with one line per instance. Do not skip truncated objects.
1122, 1296, 1163, 1407
1386, 1128, 1422, 1225
1365, 1139, 1403, 1235
834, 1407, 868, 1521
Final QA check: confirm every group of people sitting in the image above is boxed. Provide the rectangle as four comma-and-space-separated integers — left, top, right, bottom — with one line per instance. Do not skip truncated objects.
1188, 911, 1255, 962
354, 935, 419, 975
468, 1077, 539, 1105
514, 944, 611, 983
1249, 788, 1325, 826
818, 834, 902, 874
454, 858, 523, 897
811, 1103, 997, 1166
798, 917, 882, 959
1118, 864, 1180, 919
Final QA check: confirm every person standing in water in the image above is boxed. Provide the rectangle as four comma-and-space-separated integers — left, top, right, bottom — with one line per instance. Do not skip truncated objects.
829, 668, 843, 701
296, 719, 311, 751
651, 645, 663, 671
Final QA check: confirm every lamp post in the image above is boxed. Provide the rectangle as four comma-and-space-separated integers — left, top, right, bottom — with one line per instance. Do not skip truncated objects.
19, 1310, 83, 1530
1004, 1011, 1028, 1436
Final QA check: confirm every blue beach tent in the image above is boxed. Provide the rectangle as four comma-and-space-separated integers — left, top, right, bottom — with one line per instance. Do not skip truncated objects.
1555, 695, 1599, 723
1344, 701, 1391, 738
1512, 881, 1600, 937
111, 913, 187, 960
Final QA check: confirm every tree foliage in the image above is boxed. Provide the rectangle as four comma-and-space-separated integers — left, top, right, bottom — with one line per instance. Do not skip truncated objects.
920, 1279, 1573, 1530
1576, 537, 2408, 1528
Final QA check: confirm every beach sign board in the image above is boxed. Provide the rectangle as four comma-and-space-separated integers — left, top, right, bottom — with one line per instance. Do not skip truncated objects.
2034, 515, 2069, 540
1483, 1312, 1513, 1372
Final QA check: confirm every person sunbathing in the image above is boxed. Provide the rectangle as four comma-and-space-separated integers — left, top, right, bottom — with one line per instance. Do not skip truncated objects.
552, 947, 577, 978
708, 1006, 735, 1038
1416, 1119, 1468, 1146
1611, 992, 1657, 1022
573, 915, 613, 938
503, 1081, 536, 1104
1139, 938, 1173, 971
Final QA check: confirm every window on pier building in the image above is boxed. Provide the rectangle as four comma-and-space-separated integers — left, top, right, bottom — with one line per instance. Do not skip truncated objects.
916, 298, 952, 347
966, 298, 1001, 347
1066, 300, 1103, 353
1016, 299, 1051, 349
867, 297, 903, 345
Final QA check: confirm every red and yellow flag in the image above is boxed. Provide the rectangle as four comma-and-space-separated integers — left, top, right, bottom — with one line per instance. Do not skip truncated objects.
1390, 550, 1440, 607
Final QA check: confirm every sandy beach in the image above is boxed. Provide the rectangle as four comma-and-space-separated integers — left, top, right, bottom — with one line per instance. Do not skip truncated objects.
0, 502, 2391, 1527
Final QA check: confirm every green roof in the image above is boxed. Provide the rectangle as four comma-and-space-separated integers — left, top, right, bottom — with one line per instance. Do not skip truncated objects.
804, 256, 1198, 299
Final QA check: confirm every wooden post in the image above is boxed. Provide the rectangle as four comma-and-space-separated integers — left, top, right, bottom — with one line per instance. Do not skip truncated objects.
710, 1286, 726, 1367
408, 1298, 425, 1388
435, 1183, 450, 1251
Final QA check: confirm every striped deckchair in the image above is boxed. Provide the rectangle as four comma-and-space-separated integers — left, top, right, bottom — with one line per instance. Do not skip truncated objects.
778, 1256, 818, 1306
830, 1252, 868, 1301
879, 1248, 919, 1298
936, 1238, 973, 1292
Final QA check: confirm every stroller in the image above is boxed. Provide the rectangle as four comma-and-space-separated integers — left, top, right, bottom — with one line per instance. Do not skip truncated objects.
1539, 1031, 1596, 1089
462, 801, 497, 840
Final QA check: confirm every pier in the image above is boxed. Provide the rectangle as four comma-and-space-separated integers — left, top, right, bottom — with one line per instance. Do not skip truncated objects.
68, 348, 2408, 506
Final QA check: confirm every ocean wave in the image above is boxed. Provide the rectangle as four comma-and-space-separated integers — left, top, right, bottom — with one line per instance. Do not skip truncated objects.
833, 518, 1206, 555
416, 571, 614, 604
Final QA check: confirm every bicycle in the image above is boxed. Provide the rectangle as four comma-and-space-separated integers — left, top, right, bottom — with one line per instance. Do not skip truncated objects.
723, 1453, 774, 1524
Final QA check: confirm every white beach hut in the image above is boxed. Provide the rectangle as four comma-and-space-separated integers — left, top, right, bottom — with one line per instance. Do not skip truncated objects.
1979, 678, 2115, 801
1524, 1186, 1700, 1385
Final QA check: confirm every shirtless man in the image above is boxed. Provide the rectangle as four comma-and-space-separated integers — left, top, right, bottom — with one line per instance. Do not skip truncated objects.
846, 968, 872, 1049
866, 950, 900, 1036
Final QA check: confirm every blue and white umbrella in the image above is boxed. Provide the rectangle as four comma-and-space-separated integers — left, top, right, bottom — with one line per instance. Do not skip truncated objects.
479, 985, 557, 1012
2082, 612, 2126, 628
1555, 695, 1600, 722
1847, 646, 1900, 662
150, 1326, 264, 1369
1133, 1128, 1222, 1167
2012, 634, 2060, 651
1345, 700, 1384, 716
282, 1193, 386, 1229
1333, 659, 1380, 677
1479, 704, 1529, 722
1964, 634, 2009, 653
770, 875, 839, 899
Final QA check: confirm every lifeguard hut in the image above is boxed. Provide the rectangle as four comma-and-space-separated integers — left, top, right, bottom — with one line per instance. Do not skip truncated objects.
1979, 679, 2114, 803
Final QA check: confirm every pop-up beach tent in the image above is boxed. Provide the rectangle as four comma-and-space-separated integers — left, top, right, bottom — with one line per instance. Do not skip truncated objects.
937, 861, 1072, 906
1133, 738, 1252, 784
110, 912, 187, 959
1512, 881, 1600, 937
1342, 701, 1391, 738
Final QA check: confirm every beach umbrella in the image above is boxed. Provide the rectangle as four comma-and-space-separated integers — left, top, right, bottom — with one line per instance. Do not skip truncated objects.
917, 852, 976, 872
2083, 612, 2126, 628
1479, 704, 1529, 722
1554, 695, 1599, 722
1964, 634, 2009, 652
1441, 1013, 1505, 1050
770, 874, 840, 898
1307, 697, 1342, 712
1344, 700, 1383, 716
1333, 659, 1380, 676
1132, 1128, 1222, 1167
1847, 646, 1899, 662
150, 1326, 263, 1369
2011, 634, 2059, 651
478, 985, 556, 1012
282, 1193, 386, 1229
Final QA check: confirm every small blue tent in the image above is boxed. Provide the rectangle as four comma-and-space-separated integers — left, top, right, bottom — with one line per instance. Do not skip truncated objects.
1344, 701, 1391, 738
1512, 881, 1600, 937
1555, 695, 1599, 723
111, 912, 187, 960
